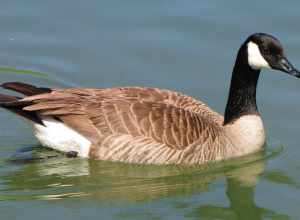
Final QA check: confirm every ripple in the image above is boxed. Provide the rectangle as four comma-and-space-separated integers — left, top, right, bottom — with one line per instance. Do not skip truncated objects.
0, 143, 286, 202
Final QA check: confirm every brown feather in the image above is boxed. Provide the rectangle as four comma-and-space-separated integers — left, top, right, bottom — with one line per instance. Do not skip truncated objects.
21, 87, 223, 149
1, 84, 226, 164
1, 82, 51, 96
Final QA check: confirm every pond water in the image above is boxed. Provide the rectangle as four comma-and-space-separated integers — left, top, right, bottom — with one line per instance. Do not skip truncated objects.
0, 1, 300, 219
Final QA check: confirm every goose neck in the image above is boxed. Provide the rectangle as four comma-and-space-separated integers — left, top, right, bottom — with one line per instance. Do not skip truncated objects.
224, 45, 261, 125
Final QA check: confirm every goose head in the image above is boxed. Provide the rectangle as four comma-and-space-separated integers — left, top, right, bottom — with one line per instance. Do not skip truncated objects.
246, 33, 300, 77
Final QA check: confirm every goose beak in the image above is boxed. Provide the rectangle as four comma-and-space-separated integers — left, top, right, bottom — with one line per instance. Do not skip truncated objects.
273, 57, 300, 78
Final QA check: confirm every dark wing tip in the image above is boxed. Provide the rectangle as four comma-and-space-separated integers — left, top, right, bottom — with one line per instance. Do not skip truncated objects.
1, 82, 52, 96
0, 93, 19, 104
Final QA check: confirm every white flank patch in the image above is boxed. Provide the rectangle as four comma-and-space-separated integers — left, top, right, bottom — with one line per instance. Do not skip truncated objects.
247, 41, 270, 70
33, 117, 91, 157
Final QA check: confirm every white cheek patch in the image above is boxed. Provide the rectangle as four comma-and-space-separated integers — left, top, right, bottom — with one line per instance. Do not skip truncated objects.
247, 41, 270, 70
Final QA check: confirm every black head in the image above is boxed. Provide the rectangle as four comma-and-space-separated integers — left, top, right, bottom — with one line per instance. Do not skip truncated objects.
245, 33, 300, 77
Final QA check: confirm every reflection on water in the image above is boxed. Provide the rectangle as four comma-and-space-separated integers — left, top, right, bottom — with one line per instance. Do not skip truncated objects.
188, 177, 289, 220
0, 145, 294, 219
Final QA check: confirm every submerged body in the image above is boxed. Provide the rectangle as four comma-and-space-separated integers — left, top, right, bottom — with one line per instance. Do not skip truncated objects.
30, 87, 265, 165
0, 33, 298, 165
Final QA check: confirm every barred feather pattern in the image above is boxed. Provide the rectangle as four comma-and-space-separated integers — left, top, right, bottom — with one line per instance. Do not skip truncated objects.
19, 87, 232, 164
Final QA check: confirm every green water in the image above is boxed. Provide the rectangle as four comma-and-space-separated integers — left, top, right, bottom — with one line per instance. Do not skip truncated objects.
0, 1, 300, 219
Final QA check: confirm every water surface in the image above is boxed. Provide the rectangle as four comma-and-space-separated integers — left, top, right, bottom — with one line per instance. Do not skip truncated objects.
0, 1, 300, 219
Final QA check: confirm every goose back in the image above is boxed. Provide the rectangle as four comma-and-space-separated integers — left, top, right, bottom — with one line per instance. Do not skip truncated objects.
20, 87, 227, 164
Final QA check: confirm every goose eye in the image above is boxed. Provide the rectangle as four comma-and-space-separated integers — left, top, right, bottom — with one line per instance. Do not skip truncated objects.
261, 46, 269, 54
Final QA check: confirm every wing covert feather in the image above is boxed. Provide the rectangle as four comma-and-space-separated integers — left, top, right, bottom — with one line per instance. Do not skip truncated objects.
21, 87, 223, 150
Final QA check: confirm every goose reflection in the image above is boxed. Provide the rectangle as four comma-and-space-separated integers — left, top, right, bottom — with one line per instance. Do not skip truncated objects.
0, 146, 293, 219
188, 168, 291, 220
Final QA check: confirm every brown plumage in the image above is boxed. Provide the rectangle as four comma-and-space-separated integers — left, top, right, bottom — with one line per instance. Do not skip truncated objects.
1, 33, 299, 165
1, 84, 228, 164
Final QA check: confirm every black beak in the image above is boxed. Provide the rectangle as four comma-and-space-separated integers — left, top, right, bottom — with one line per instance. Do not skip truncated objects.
273, 57, 300, 78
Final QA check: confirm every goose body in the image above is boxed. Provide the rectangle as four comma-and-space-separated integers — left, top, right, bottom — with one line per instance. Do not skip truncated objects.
0, 33, 299, 165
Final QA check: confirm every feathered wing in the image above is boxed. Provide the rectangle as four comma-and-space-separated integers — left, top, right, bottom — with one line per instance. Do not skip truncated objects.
0, 84, 225, 164
23, 87, 223, 121
19, 88, 225, 164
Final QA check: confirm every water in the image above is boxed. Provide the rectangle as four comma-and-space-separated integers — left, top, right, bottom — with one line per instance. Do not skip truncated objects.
0, 0, 300, 219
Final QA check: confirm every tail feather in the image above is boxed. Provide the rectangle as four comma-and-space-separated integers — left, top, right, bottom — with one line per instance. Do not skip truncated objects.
0, 93, 20, 103
0, 82, 52, 125
1, 82, 51, 96
0, 93, 43, 124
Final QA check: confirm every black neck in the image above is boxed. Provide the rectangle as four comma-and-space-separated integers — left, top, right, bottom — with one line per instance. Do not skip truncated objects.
224, 43, 261, 125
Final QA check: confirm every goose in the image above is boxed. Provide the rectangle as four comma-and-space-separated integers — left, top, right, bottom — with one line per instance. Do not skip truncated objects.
0, 33, 299, 165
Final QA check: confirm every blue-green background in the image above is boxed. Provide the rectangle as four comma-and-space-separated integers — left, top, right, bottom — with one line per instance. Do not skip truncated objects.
0, 1, 299, 219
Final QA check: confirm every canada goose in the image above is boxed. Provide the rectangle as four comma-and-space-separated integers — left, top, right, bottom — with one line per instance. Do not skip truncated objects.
0, 33, 299, 165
